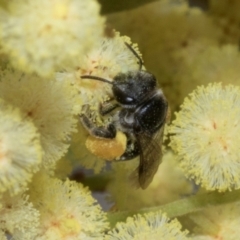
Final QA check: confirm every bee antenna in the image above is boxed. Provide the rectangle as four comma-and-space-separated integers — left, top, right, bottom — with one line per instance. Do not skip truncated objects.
81, 75, 113, 85
124, 42, 143, 70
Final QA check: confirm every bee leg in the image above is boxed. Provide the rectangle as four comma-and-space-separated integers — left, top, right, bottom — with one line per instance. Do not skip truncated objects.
80, 113, 116, 139
117, 141, 140, 161
99, 101, 119, 116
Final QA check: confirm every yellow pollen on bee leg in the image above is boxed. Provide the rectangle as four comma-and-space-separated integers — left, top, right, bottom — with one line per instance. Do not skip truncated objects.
86, 131, 127, 160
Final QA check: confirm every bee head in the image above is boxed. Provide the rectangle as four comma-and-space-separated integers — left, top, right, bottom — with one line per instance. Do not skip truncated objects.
113, 71, 157, 106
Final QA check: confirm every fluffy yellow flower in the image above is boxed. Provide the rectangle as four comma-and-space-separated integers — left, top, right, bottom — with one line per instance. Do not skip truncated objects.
106, 211, 189, 240
0, 69, 81, 168
0, 0, 104, 76
74, 33, 142, 79
169, 83, 240, 191
0, 193, 40, 240
0, 99, 42, 195
29, 172, 109, 240
191, 202, 240, 240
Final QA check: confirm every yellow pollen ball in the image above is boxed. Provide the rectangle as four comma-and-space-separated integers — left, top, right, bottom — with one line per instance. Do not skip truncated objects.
86, 131, 127, 161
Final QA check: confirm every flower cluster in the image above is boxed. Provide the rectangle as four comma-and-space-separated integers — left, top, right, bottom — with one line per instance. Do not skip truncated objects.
0, 99, 41, 195
0, 69, 81, 169
0, 0, 105, 76
28, 172, 109, 239
191, 202, 240, 239
0, 193, 40, 239
169, 83, 240, 191
106, 211, 189, 240
1, 0, 240, 239
0, 0, 111, 238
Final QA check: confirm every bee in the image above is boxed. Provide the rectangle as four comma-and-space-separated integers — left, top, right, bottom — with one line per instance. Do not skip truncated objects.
80, 42, 168, 189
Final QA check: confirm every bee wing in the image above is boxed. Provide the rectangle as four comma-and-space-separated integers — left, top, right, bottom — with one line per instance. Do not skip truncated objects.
135, 125, 165, 189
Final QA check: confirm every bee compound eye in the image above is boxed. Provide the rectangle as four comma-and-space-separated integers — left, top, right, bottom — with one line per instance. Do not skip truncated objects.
113, 86, 135, 105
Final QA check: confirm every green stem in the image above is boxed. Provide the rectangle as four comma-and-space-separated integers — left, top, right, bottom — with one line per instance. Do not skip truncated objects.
107, 189, 240, 228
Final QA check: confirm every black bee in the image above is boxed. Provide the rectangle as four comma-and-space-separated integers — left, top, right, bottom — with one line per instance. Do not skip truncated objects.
80, 43, 168, 189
